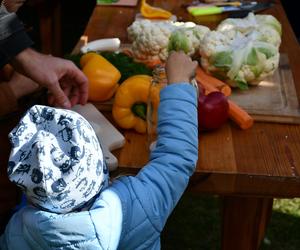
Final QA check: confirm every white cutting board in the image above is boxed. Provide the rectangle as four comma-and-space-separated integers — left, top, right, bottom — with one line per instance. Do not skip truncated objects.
72, 103, 125, 171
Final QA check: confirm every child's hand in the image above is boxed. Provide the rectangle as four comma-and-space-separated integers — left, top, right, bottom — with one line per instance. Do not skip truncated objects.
165, 51, 198, 85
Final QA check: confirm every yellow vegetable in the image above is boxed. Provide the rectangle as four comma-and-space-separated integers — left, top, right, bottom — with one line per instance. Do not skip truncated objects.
112, 75, 161, 133
80, 52, 121, 102
140, 0, 172, 19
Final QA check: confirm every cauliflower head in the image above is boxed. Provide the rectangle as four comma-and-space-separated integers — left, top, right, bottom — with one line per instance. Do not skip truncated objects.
200, 13, 282, 89
127, 20, 209, 62
127, 20, 173, 61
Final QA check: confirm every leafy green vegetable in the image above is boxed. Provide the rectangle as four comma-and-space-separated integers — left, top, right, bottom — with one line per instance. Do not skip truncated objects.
257, 47, 275, 59
64, 54, 82, 68
246, 48, 258, 65
236, 79, 249, 90
211, 51, 232, 69
100, 51, 152, 83
168, 29, 190, 53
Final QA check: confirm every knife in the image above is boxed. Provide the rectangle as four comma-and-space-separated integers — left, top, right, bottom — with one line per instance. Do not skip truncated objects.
188, 1, 273, 16
182, 1, 242, 8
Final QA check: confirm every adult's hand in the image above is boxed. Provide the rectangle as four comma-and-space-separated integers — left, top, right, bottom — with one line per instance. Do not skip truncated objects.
11, 48, 88, 108
8, 71, 39, 99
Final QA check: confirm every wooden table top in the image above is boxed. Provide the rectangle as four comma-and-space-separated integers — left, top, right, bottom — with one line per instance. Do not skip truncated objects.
82, 0, 300, 198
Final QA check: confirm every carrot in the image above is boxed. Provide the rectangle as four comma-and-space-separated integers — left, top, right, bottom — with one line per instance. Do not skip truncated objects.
196, 78, 254, 130
228, 100, 253, 130
143, 58, 163, 69
126, 55, 164, 69
196, 66, 232, 97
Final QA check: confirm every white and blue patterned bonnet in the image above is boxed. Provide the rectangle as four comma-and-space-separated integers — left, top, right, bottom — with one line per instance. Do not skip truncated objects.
7, 105, 108, 213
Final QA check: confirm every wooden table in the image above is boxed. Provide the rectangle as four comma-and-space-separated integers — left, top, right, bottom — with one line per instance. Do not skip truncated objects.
82, 1, 300, 249
0, 0, 299, 248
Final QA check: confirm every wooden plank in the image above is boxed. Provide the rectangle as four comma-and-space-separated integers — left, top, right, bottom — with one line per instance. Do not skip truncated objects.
198, 123, 237, 173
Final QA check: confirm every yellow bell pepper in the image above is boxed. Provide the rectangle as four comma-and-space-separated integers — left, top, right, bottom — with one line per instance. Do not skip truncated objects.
80, 52, 121, 102
140, 0, 172, 19
112, 75, 161, 133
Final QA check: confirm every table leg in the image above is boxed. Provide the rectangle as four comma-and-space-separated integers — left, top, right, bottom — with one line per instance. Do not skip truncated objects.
221, 196, 273, 250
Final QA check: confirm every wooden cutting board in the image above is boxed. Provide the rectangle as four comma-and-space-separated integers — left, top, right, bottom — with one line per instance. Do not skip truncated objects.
229, 54, 300, 124
72, 103, 125, 171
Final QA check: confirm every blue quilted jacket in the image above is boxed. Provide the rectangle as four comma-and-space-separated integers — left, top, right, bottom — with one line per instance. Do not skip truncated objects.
0, 83, 198, 250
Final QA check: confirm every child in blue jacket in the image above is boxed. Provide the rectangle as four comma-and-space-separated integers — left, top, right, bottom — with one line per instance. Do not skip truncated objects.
0, 51, 198, 250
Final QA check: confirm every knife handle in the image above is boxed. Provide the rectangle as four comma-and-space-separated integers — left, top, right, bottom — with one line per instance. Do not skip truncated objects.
188, 6, 223, 16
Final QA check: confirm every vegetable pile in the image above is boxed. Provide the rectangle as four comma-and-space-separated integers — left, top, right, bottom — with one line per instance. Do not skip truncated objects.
127, 13, 282, 89
67, 13, 283, 132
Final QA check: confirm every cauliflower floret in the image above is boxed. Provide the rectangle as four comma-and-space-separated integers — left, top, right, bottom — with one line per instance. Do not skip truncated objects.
256, 52, 280, 80
199, 30, 232, 57
217, 12, 258, 35
255, 26, 281, 48
256, 14, 282, 35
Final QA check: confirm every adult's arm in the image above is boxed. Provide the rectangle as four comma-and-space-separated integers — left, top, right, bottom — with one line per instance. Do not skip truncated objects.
0, 4, 88, 108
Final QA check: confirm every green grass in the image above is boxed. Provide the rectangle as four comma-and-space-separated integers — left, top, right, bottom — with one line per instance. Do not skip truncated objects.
161, 193, 300, 250
262, 199, 300, 250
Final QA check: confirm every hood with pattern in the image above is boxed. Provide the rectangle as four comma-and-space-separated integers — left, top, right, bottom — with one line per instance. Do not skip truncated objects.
8, 105, 108, 213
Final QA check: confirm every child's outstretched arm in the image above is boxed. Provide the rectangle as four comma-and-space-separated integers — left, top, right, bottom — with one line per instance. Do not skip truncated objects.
112, 51, 198, 248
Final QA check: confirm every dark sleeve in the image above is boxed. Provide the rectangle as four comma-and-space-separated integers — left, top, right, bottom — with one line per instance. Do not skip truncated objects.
0, 5, 34, 68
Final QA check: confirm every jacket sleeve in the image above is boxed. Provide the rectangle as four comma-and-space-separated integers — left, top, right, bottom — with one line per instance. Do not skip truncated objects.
112, 83, 198, 247
0, 5, 33, 68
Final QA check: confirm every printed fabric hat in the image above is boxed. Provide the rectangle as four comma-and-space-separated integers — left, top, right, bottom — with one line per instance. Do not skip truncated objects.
8, 105, 108, 213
